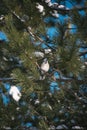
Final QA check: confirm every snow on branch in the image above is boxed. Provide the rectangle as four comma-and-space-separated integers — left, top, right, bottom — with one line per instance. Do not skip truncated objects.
41, 0, 87, 13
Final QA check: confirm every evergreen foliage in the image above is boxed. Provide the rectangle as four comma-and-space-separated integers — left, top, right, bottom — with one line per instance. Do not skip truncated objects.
0, 0, 87, 129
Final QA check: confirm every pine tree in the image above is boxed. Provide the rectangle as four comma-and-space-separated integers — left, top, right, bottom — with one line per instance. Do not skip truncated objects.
0, 0, 87, 129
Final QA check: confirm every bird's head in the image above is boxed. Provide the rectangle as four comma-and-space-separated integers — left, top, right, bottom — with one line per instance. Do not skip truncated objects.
43, 58, 48, 63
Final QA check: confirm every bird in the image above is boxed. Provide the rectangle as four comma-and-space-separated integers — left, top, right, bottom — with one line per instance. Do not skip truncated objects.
9, 85, 21, 102
40, 58, 50, 80
41, 58, 50, 72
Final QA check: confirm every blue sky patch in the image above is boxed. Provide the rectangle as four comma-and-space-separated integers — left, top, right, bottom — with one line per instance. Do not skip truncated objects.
0, 31, 9, 42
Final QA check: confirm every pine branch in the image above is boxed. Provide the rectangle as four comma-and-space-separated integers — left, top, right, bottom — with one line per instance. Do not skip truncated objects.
11, 11, 25, 23
11, 11, 56, 51
27, 26, 56, 51
63, 87, 87, 104
56, 78, 86, 84
51, 6, 87, 12
41, 1, 87, 13
0, 77, 14, 81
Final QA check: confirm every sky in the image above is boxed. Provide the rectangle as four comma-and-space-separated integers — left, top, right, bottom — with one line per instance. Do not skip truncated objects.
44, 0, 86, 38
